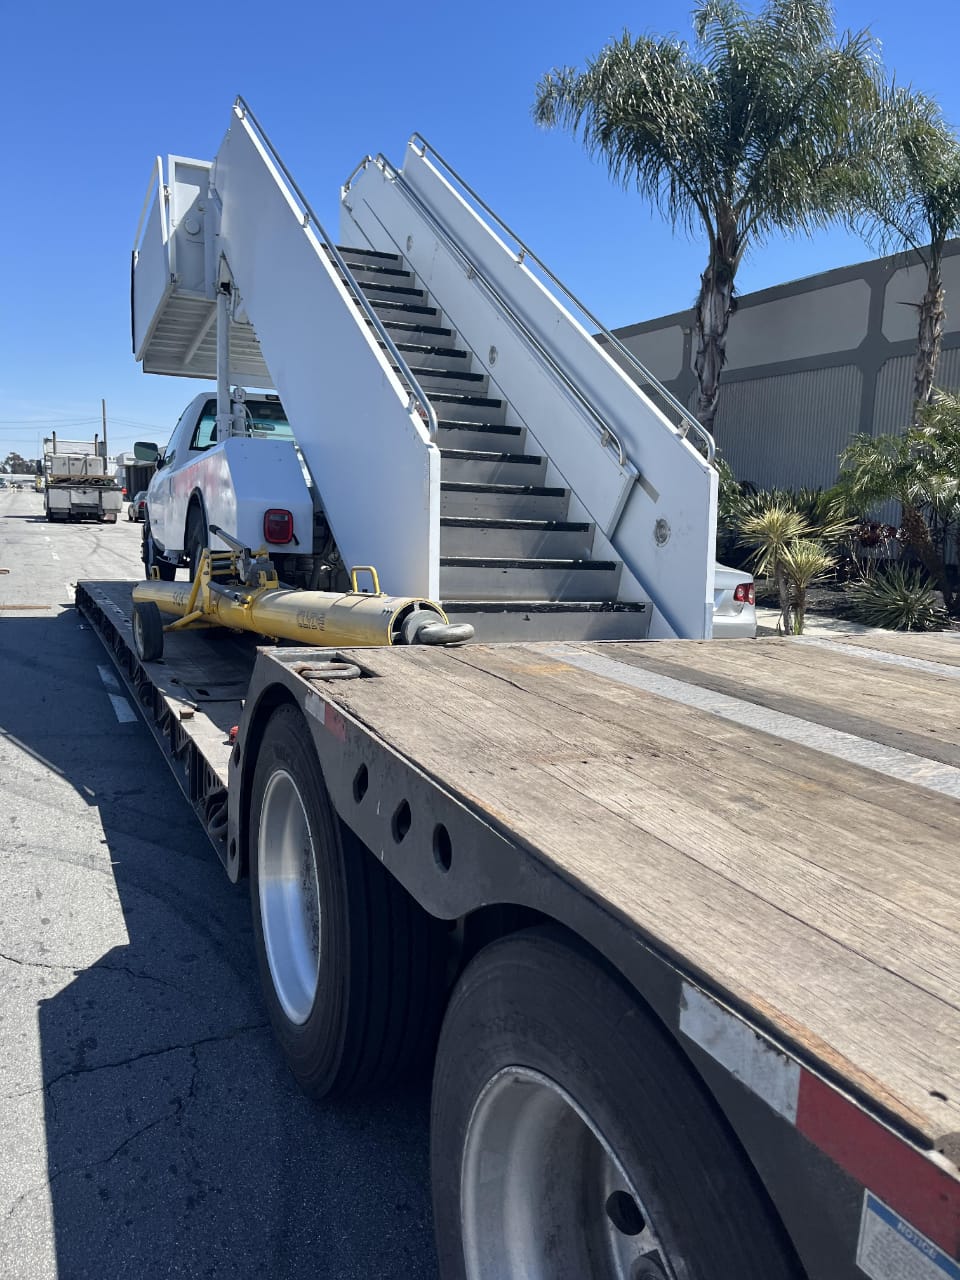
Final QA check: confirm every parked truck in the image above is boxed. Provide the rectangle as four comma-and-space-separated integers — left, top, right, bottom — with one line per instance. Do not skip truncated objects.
80, 98, 960, 1279
43, 433, 122, 523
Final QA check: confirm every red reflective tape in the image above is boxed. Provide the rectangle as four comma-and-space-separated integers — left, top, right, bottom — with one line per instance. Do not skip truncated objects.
796, 1071, 960, 1255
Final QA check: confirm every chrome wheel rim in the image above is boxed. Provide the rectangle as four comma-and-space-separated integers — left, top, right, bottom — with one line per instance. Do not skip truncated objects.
460, 1067, 676, 1280
257, 769, 321, 1024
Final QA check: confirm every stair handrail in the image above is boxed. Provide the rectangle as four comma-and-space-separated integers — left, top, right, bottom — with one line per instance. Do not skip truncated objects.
353, 134, 715, 464
352, 150, 634, 470
232, 98, 439, 442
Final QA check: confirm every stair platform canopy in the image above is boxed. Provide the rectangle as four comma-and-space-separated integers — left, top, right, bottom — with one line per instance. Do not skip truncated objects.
131, 100, 717, 640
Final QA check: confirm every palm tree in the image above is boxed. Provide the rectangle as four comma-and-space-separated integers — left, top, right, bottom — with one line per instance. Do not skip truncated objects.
533, 0, 885, 435
837, 391, 960, 612
854, 97, 960, 410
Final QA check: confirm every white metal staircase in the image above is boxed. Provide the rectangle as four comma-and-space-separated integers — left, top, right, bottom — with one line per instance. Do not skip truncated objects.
131, 100, 718, 641
336, 244, 648, 640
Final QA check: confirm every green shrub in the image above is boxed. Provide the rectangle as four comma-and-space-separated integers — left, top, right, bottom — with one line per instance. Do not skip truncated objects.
846, 565, 949, 631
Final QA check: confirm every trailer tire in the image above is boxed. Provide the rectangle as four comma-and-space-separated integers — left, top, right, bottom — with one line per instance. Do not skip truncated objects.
432, 927, 801, 1280
132, 601, 164, 661
249, 704, 446, 1098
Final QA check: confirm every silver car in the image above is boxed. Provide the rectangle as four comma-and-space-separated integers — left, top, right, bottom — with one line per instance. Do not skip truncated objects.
712, 562, 757, 638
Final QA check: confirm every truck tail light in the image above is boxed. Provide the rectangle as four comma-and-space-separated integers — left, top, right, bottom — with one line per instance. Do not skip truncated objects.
264, 509, 293, 544
734, 582, 755, 605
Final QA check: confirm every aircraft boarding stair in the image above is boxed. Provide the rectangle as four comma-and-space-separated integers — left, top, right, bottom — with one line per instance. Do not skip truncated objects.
131, 100, 717, 640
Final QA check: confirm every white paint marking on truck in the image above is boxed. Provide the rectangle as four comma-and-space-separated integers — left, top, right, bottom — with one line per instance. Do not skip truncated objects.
97, 664, 137, 723
797, 635, 960, 680
856, 1192, 960, 1280
679, 983, 800, 1122
545, 646, 960, 800
50, 551, 60, 561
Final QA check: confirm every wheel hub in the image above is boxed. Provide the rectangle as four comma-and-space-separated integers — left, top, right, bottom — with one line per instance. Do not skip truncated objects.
460, 1067, 677, 1280
257, 769, 321, 1024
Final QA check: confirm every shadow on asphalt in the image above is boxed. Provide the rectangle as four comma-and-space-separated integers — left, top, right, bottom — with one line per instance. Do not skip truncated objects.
1, 609, 437, 1279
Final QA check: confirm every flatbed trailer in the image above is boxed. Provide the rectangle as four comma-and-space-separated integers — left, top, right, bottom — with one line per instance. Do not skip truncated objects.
77, 577, 960, 1280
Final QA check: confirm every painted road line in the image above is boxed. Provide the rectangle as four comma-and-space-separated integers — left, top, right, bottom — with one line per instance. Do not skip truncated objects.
544, 645, 960, 800
97, 664, 137, 724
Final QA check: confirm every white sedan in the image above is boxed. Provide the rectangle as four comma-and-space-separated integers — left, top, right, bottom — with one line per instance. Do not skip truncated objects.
713, 563, 756, 638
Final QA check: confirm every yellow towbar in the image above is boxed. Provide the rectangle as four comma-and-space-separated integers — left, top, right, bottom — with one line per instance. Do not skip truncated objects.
130, 534, 473, 662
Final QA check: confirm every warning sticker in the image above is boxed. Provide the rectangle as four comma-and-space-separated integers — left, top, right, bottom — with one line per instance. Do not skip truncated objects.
857, 1193, 960, 1280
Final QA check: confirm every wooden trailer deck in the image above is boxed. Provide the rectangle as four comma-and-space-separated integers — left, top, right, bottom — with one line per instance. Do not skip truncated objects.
319, 631, 960, 1157
79, 579, 960, 1161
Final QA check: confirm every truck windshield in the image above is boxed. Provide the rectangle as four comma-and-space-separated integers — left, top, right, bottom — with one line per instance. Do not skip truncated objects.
192, 398, 295, 450
244, 400, 294, 439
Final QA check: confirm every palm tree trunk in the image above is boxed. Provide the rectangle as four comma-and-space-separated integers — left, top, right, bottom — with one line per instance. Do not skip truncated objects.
913, 245, 945, 411
900, 501, 955, 611
694, 250, 737, 435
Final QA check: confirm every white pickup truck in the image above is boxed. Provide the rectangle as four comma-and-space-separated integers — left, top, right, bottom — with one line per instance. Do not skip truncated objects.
137, 391, 330, 587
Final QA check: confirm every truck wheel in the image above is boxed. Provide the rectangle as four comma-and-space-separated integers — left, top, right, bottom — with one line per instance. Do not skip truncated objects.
186, 508, 207, 581
143, 524, 176, 581
249, 704, 446, 1098
432, 927, 801, 1280
132, 601, 164, 661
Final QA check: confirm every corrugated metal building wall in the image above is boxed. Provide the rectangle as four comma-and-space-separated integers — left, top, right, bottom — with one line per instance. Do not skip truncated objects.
605, 240, 960, 493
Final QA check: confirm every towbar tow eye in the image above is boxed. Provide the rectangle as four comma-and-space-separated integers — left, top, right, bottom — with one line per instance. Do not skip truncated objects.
403, 618, 475, 646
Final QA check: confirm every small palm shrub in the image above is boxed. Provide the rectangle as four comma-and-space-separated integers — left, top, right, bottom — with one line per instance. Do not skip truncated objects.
846, 565, 948, 631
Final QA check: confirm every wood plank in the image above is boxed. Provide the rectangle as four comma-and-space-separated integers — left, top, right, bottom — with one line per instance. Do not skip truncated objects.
329, 643, 960, 1144
595, 639, 960, 766
812, 630, 960, 667
431, 643, 960, 924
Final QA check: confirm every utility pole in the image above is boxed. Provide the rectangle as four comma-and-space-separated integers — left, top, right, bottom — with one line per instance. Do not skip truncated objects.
101, 399, 108, 461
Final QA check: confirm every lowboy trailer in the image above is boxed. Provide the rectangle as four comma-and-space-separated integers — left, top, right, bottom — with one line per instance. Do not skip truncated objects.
77, 576, 960, 1280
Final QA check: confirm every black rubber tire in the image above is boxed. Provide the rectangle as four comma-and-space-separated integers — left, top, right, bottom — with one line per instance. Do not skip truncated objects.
186, 506, 207, 582
249, 704, 447, 1098
132, 601, 164, 661
431, 927, 802, 1280
142, 522, 176, 581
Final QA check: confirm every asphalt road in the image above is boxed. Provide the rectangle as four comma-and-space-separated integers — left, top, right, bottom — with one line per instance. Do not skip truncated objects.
0, 488, 437, 1279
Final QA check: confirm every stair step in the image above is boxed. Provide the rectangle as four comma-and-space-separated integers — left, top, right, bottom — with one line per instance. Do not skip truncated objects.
440, 516, 594, 559
335, 245, 402, 262
341, 263, 411, 279
440, 449, 545, 485
359, 282, 426, 299
436, 421, 524, 451
384, 343, 472, 371
441, 449, 542, 464
440, 557, 620, 602
399, 365, 485, 384
441, 481, 569, 520
441, 599, 651, 643
364, 298, 440, 319
430, 392, 505, 425
379, 320, 454, 339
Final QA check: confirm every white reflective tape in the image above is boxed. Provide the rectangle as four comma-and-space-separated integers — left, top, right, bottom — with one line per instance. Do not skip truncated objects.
679, 984, 800, 1123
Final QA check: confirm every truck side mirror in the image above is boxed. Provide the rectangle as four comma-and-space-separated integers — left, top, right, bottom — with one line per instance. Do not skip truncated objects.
133, 441, 160, 463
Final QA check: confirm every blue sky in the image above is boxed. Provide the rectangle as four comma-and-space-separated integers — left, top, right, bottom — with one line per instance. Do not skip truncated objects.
1, 0, 957, 461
